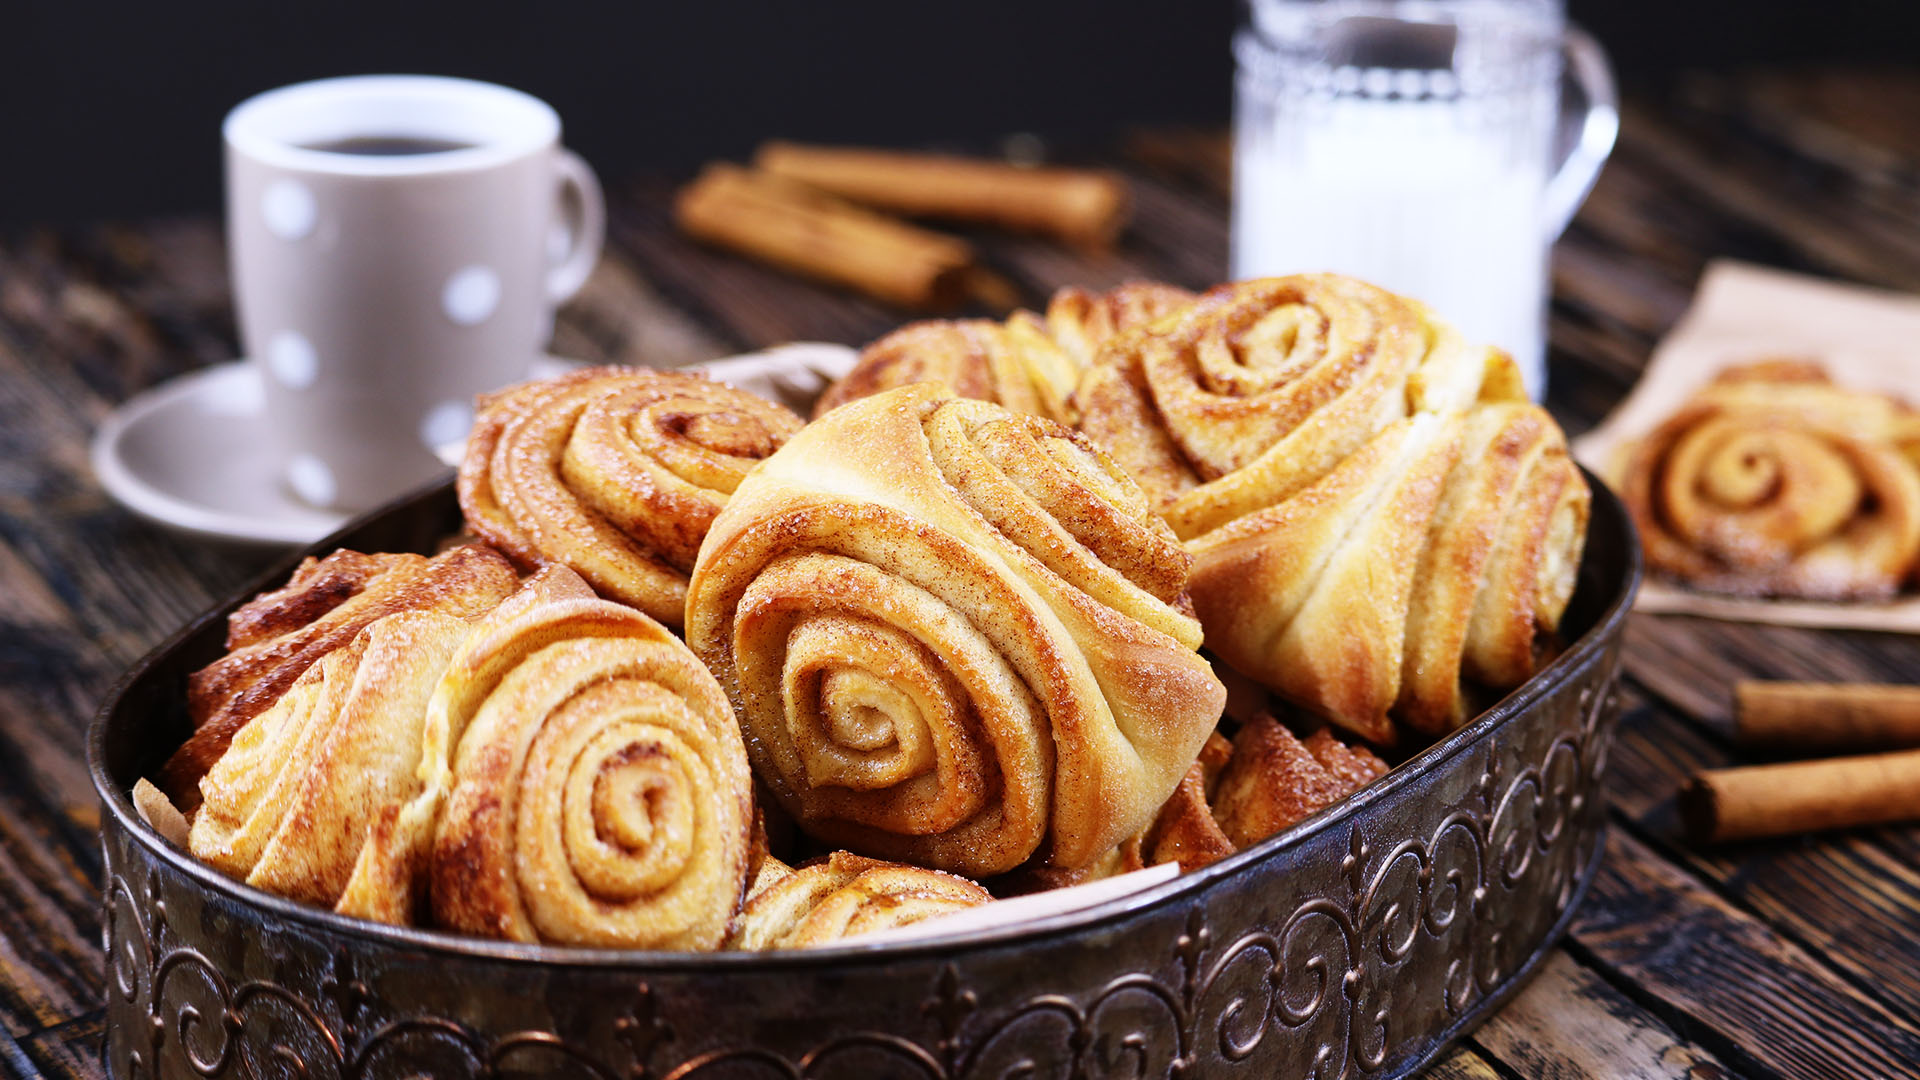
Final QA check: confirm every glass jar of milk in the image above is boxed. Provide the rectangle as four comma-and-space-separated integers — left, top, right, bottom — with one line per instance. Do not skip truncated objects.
1232, 0, 1616, 397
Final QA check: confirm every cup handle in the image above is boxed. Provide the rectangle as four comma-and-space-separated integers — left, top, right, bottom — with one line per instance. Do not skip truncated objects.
547, 149, 606, 303
1542, 25, 1619, 242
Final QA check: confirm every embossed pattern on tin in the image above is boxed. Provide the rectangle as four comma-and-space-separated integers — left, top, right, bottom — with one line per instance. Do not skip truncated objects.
94, 475, 1636, 1079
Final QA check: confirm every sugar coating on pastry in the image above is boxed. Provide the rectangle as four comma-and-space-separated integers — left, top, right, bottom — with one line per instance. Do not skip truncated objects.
687, 384, 1225, 877
160, 543, 518, 805
1187, 405, 1587, 742
815, 282, 1194, 425
429, 567, 754, 951
726, 851, 991, 950
1074, 273, 1522, 541
189, 608, 476, 925
1210, 715, 1387, 849
459, 365, 803, 627
1618, 362, 1920, 601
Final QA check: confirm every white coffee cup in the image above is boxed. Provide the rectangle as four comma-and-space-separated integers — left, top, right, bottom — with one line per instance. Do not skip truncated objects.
224, 75, 604, 512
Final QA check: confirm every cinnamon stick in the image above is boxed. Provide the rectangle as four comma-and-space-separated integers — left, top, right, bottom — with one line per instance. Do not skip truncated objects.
755, 141, 1131, 249
1734, 681, 1920, 753
1682, 748, 1920, 843
674, 163, 980, 311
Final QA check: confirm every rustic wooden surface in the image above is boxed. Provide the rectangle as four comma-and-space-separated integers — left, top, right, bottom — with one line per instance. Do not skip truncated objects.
4, 69, 1920, 1078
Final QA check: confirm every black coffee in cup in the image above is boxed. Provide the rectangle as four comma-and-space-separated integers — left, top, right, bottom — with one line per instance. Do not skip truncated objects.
302, 135, 474, 156
226, 74, 604, 510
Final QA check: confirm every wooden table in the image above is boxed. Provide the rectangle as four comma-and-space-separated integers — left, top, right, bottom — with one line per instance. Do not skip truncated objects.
5, 70, 1920, 1079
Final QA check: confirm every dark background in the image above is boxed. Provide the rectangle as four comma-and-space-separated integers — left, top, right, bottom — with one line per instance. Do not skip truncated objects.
1, 1, 1916, 225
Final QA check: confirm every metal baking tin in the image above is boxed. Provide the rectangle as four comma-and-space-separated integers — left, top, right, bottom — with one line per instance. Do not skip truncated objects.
93, 469, 1639, 1079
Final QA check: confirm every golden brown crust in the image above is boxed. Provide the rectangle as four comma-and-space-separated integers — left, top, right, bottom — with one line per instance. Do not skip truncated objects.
1711, 359, 1836, 388
815, 318, 1069, 422
1396, 404, 1590, 733
1073, 274, 1519, 541
1141, 760, 1237, 872
160, 544, 518, 805
725, 850, 991, 950
1041, 282, 1195, 370
1302, 727, 1390, 789
1209, 715, 1384, 849
427, 567, 753, 950
686, 385, 1225, 877
1061, 725, 1335, 879
458, 365, 803, 626
1188, 404, 1588, 742
187, 608, 476, 925
1619, 364, 1920, 601
815, 283, 1193, 425
1197, 726, 1235, 783
1188, 415, 1461, 742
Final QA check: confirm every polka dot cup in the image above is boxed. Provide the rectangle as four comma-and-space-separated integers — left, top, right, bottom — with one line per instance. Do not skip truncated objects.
225, 75, 604, 512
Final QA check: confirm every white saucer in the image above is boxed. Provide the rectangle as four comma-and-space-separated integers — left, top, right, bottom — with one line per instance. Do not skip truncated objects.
91, 357, 583, 547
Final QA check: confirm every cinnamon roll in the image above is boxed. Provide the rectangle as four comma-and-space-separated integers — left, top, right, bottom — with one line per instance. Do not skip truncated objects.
686, 384, 1226, 877
1211, 715, 1388, 848
1038, 282, 1195, 369
726, 851, 992, 950
429, 566, 754, 950
814, 283, 1194, 424
188, 609, 476, 924
1620, 363, 1920, 600
460, 366, 804, 627
1003, 726, 1235, 888
1189, 405, 1588, 742
1074, 274, 1523, 540
159, 544, 518, 804
1044, 719, 1384, 875
1397, 404, 1590, 733
1677, 360, 1920, 444
1139, 731, 1236, 872
813, 317, 1078, 423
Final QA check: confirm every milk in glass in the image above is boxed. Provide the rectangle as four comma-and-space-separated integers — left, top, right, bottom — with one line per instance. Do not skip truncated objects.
1232, 0, 1609, 397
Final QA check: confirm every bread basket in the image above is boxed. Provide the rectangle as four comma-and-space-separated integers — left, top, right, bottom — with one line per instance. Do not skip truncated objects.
92, 349, 1639, 1079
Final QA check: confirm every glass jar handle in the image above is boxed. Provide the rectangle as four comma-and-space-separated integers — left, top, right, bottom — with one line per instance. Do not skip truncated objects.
1542, 25, 1618, 242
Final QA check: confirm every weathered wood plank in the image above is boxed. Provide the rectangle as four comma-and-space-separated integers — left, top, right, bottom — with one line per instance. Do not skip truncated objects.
1122, 129, 1234, 203
1540, 319, 1644, 435
1616, 100, 1920, 292
0, 542, 112, 1045
1424, 1045, 1507, 1080
0, 239, 275, 637
1111, 170, 1232, 288
1572, 829, 1920, 1079
1560, 146, 1743, 294
0, 687, 107, 1044
1549, 233, 1688, 357
0, 223, 231, 410
0, 225, 259, 1053
0, 72, 1919, 1079
1473, 949, 1735, 1079
549, 247, 734, 370
1687, 72, 1920, 187
984, 231, 1180, 300
1600, 684, 1920, 1028
17, 1011, 104, 1080
0, 824, 101, 1040
1625, 615, 1920, 734
0, 334, 264, 668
